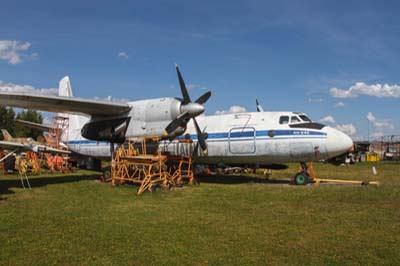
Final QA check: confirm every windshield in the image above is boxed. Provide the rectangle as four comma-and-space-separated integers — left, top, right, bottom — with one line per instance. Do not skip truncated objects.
299, 115, 312, 122
290, 116, 301, 124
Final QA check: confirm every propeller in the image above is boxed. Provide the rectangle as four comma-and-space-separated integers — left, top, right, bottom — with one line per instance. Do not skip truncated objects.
193, 125, 208, 157
164, 64, 211, 155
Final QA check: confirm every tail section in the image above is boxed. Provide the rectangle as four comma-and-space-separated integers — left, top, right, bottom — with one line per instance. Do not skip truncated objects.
1, 129, 14, 141
58, 76, 89, 141
59, 76, 74, 97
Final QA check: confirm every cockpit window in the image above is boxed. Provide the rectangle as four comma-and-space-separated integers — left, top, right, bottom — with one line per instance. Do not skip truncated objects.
299, 115, 312, 122
279, 116, 289, 124
290, 116, 301, 123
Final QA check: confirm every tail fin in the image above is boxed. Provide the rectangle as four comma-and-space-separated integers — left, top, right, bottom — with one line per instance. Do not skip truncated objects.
1, 129, 14, 141
59, 76, 73, 97
58, 76, 88, 141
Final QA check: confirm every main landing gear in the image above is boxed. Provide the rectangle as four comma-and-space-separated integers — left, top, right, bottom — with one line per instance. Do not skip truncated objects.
292, 162, 317, 185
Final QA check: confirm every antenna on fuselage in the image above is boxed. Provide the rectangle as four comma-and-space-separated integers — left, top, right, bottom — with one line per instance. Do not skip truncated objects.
256, 99, 264, 112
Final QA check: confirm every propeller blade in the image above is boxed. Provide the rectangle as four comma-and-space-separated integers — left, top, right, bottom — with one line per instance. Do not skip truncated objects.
175, 64, 191, 104
195, 91, 212, 104
193, 118, 207, 155
193, 142, 199, 157
165, 111, 189, 135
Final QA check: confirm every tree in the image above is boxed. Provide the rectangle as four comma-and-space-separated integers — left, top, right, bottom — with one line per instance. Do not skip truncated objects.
14, 110, 44, 140
0, 107, 15, 140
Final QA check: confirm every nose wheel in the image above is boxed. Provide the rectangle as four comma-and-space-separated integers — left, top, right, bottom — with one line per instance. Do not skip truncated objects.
292, 162, 316, 185
294, 172, 310, 185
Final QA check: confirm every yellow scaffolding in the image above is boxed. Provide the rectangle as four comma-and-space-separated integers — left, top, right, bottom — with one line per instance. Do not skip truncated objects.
16, 152, 40, 175
111, 138, 196, 195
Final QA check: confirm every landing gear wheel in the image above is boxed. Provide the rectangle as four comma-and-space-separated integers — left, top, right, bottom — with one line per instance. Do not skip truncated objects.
294, 172, 310, 185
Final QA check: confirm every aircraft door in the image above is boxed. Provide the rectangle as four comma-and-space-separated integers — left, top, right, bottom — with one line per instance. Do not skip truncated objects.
229, 127, 256, 154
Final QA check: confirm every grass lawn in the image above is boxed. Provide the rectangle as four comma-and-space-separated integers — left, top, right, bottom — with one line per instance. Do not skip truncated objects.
1, 162, 399, 265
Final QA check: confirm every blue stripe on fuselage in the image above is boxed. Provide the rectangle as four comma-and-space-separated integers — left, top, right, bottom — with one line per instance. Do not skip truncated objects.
66, 129, 326, 145
177, 129, 326, 140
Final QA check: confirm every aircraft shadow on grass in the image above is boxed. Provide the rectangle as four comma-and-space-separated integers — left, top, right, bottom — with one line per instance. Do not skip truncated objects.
198, 174, 289, 185
0, 173, 289, 201
0, 174, 99, 200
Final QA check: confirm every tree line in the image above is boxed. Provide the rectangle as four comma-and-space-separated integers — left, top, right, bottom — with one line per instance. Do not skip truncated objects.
0, 107, 44, 140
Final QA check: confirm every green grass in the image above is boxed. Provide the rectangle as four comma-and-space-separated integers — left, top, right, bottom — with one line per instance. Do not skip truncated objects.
1, 162, 400, 265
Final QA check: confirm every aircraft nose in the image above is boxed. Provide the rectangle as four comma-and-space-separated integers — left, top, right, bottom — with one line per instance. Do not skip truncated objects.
324, 126, 353, 158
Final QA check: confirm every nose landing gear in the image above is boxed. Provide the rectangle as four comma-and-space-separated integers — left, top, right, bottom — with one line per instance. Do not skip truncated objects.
292, 162, 379, 186
292, 162, 317, 185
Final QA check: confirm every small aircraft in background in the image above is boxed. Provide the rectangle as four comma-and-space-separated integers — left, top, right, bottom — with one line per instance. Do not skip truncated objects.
0, 66, 353, 184
0, 129, 70, 156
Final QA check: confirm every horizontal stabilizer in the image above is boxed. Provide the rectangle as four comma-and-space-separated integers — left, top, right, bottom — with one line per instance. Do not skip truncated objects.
15, 119, 52, 132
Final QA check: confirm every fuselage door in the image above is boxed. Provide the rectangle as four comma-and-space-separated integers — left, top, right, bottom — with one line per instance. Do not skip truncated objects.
229, 127, 256, 154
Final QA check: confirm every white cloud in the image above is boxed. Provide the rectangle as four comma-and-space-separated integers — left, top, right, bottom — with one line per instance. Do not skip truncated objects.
366, 112, 394, 130
187, 84, 208, 91
308, 98, 324, 103
320, 115, 335, 123
334, 101, 345, 108
29, 52, 39, 61
0, 40, 33, 65
335, 124, 357, 136
0, 80, 58, 95
215, 105, 247, 115
118, 51, 129, 60
330, 82, 400, 98
42, 116, 52, 125
370, 132, 384, 140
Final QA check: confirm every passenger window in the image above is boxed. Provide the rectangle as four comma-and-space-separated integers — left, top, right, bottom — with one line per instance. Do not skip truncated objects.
279, 116, 289, 124
290, 116, 301, 123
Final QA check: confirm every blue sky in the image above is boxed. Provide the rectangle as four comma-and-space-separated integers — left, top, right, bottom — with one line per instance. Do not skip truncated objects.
1, 0, 399, 140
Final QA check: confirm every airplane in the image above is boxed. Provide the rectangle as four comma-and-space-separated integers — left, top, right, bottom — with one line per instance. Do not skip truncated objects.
0, 66, 353, 185
0, 129, 71, 156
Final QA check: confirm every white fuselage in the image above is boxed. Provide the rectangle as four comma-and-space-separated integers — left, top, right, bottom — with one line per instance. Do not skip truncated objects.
64, 111, 353, 165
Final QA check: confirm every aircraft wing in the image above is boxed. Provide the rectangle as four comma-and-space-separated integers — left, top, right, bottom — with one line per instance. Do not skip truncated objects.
32, 145, 71, 155
0, 141, 25, 150
0, 141, 71, 155
0, 93, 131, 117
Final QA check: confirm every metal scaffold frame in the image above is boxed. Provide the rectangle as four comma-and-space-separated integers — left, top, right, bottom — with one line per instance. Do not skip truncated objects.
45, 115, 71, 173
111, 138, 197, 195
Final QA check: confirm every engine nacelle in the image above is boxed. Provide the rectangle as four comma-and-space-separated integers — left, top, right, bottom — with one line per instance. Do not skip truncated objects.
130, 97, 181, 122
126, 97, 183, 138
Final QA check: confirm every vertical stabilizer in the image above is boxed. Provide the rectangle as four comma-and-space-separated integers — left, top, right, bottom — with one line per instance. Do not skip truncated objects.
59, 76, 74, 97
1, 129, 14, 141
58, 76, 88, 141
